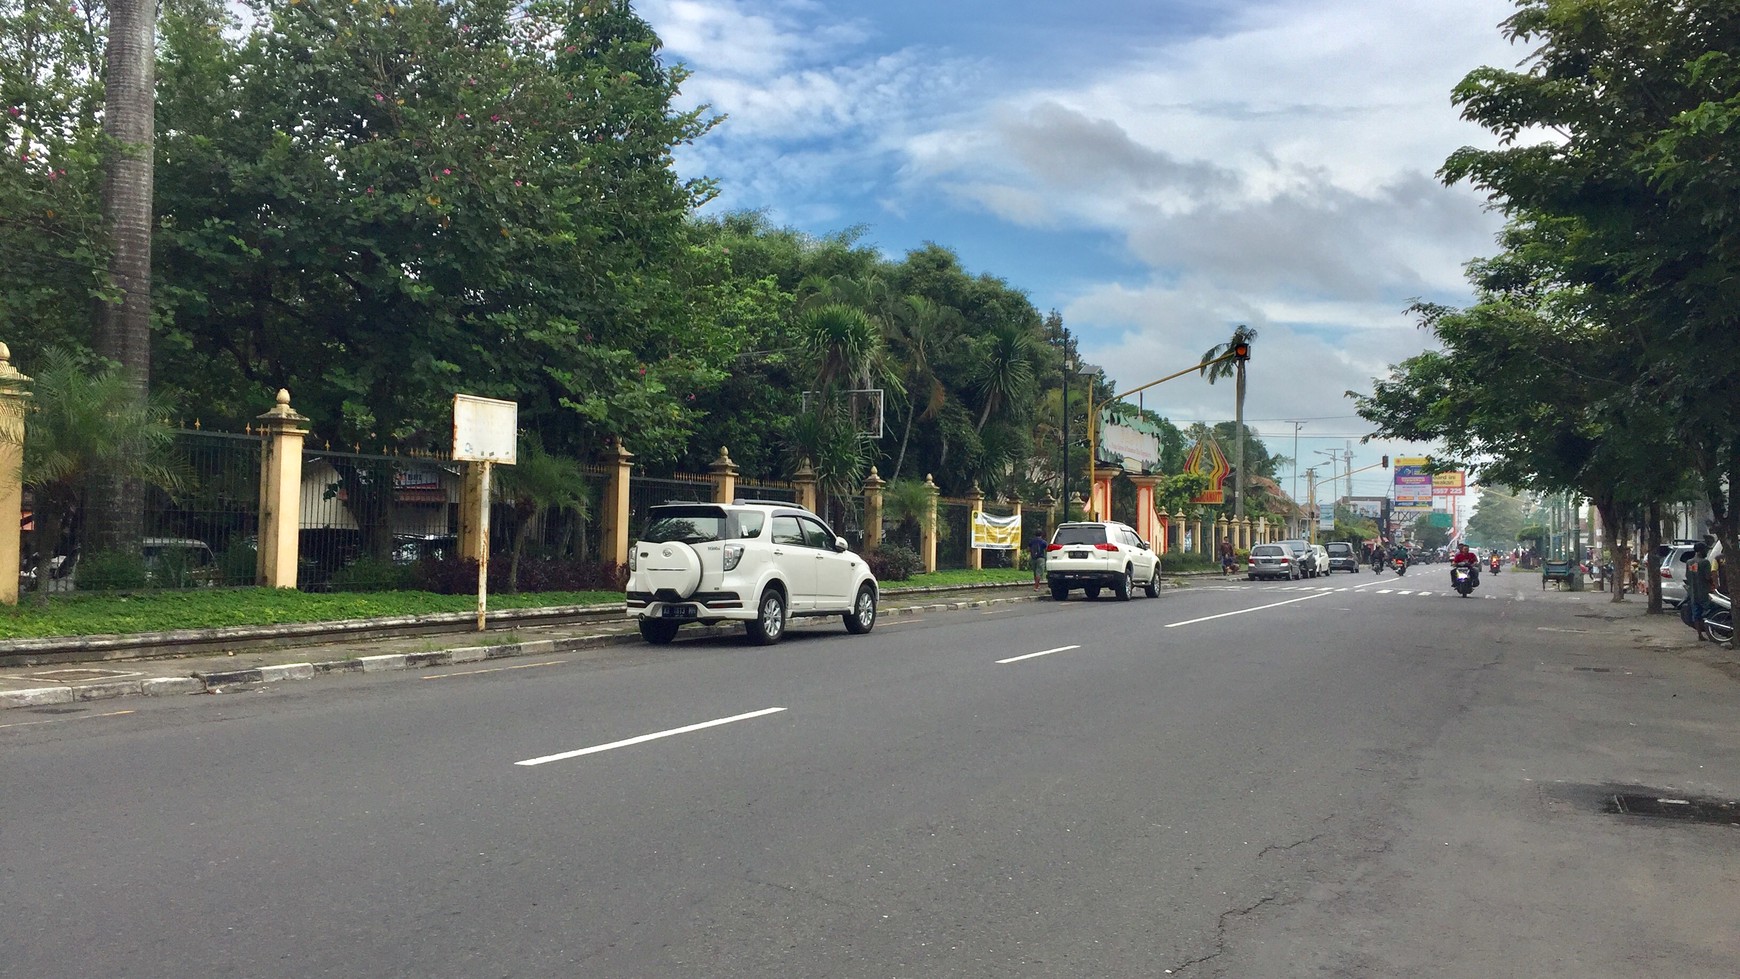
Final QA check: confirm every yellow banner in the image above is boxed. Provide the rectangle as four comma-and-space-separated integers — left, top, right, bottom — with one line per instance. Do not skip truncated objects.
972, 511, 1021, 550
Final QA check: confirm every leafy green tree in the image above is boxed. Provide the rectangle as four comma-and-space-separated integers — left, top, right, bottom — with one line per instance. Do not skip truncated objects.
1465, 485, 1528, 549
1440, 0, 1740, 589
152, 0, 722, 460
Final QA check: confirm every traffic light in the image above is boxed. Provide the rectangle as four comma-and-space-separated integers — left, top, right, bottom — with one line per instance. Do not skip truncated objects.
1381, 454, 1389, 469
1231, 340, 1250, 361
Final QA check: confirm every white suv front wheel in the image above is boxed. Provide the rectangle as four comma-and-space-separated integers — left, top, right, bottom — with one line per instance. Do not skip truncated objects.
746, 587, 787, 645
843, 584, 876, 634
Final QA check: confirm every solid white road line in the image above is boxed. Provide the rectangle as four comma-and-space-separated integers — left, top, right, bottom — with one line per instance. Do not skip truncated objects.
1164, 591, 1333, 628
515, 707, 787, 767
997, 644, 1081, 664
0, 708, 135, 731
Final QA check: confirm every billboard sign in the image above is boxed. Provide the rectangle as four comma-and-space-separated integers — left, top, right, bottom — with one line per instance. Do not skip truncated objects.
1098, 408, 1164, 473
1318, 501, 1335, 531
1432, 471, 1466, 496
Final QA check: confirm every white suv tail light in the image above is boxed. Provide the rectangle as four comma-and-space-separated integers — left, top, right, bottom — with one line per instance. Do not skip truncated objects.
628, 548, 638, 572
723, 543, 744, 572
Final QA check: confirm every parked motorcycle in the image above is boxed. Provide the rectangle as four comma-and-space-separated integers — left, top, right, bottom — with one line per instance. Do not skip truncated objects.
1452, 564, 1476, 597
1706, 590, 1734, 644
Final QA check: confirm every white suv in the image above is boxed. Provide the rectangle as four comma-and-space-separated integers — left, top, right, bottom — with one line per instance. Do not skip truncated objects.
625, 501, 878, 645
1045, 521, 1161, 601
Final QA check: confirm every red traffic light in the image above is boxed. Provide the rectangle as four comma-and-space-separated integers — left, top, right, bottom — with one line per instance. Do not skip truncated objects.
1232, 341, 1250, 361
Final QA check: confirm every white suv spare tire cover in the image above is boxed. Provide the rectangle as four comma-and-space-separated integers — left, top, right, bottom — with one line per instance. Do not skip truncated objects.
641, 541, 703, 599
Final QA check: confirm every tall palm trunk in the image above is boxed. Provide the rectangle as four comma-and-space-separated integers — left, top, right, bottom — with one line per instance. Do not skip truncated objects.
86, 0, 157, 557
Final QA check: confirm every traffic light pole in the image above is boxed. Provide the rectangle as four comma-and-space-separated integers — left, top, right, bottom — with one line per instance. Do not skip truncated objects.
1083, 349, 1242, 519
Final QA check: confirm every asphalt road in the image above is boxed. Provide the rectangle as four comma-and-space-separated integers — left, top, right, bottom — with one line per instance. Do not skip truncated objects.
2, 569, 1736, 978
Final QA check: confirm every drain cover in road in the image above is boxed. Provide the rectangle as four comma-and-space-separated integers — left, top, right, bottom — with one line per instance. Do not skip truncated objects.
24, 668, 142, 683
1606, 794, 1739, 826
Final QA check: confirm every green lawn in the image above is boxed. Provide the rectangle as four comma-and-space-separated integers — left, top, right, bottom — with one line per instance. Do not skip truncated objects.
0, 568, 1034, 640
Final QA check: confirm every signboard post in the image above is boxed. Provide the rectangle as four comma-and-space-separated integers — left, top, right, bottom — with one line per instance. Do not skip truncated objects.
453, 395, 518, 631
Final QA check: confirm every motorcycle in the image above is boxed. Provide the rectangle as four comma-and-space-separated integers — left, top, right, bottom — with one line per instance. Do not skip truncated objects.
1489, 556, 1500, 574
1452, 564, 1477, 597
1706, 590, 1734, 644
1393, 556, 1407, 577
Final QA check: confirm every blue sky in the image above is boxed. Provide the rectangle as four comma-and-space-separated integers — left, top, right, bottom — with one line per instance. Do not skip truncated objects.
640, 0, 1524, 502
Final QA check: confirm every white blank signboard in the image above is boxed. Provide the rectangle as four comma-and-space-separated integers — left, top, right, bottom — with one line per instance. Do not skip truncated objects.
453, 394, 518, 463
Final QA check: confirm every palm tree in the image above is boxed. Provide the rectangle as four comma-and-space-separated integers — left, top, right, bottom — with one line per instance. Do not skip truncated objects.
21, 349, 183, 599
887, 296, 959, 479
970, 321, 1036, 433
496, 433, 589, 594
1199, 325, 1256, 517
86, 0, 158, 556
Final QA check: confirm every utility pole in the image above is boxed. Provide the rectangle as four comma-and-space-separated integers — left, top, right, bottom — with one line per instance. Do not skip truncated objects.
1285, 420, 1305, 520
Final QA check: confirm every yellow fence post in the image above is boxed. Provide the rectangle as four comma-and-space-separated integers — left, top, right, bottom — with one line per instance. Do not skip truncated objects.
255, 390, 309, 588
794, 457, 819, 514
967, 484, 984, 571
921, 474, 939, 574
600, 441, 635, 568
710, 446, 738, 504
0, 343, 30, 606
861, 466, 884, 552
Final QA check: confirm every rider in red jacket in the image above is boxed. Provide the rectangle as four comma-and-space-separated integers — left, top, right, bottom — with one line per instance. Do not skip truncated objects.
1451, 543, 1480, 587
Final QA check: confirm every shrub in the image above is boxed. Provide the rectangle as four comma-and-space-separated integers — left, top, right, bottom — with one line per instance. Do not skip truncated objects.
409, 556, 627, 595
865, 541, 923, 582
328, 556, 415, 592
77, 550, 149, 591
217, 543, 258, 586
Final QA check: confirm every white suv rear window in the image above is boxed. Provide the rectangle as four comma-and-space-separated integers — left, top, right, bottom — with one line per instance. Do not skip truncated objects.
1054, 526, 1109, 545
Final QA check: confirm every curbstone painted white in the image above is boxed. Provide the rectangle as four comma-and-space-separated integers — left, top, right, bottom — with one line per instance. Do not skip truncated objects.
448, 647, 490, 664
358, 654, 410, 673
259, 663, 315, 683
0, 686, 75, 708
142, 677, 204, 697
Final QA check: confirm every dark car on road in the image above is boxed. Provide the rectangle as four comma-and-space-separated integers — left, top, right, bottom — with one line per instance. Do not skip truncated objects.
1324, 541, 1359, 573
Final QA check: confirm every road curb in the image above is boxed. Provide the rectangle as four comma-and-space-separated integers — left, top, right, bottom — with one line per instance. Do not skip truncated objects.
2, 594, 1048, 708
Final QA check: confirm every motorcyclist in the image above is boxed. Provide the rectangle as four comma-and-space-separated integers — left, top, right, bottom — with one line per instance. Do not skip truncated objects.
1451, 542, 1480, 588
1488, 551, 1501, 573
1390, 540, 1409, 571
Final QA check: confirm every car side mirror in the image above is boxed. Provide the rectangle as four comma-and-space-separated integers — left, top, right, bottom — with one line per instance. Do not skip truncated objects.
1139, 540, 1150, 550
834, 536, 848, 552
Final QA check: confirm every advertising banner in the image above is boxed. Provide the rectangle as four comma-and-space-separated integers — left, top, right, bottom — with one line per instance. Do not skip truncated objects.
1318, 502, 1335, 531
971, 511, 1021, 550
1099, 408, 1165, 474
1348, 496, 1386, 519
1432, 471, 1466, 496
1392, 456, 1434, 503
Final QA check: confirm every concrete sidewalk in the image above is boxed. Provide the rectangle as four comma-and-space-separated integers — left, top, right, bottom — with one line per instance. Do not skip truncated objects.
0, 585, 1054, 710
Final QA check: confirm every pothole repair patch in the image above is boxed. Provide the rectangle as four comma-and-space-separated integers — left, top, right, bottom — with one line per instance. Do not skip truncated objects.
1605, 793, 1739, 827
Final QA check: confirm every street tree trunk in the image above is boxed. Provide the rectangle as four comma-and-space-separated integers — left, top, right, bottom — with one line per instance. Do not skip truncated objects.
86, 0, 156, 557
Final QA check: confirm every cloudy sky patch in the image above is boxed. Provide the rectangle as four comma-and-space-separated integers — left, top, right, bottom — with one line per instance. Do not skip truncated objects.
644, 0, 1526, 495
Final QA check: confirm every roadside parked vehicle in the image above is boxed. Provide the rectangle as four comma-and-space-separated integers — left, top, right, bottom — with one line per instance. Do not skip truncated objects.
1309, 544, 1330, 576
142, 538, 219, 588
1045, 521, 1161, 601
1247, 543, 1298, 581
1324, 541, 1359, 573
625, 501, 877, 646
1276, 539, 1317, 577
1657, 540, 1698, 607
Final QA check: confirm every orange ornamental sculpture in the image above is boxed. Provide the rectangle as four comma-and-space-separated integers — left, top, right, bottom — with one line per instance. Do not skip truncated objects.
1185, 437, 1232, 505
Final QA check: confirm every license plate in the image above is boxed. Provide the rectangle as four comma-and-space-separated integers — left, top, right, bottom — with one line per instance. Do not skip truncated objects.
660, 605, 697, 619
1069, 551, 1088, 559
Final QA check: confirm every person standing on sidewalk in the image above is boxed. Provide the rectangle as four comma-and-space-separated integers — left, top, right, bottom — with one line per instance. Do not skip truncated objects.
1219, 536, 1236, 578
1027, 530, 1049, 590
1686, 542, 1715, 640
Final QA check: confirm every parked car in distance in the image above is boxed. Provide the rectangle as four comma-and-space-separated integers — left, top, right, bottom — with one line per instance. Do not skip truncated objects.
1247, 543, 1298, 580
1045, 520, 1161, 601
625, 500, 877, 646
1310, 544, 1330, 576
142, 537, 219, 587
1276, 539, 1317, 577
1657, 539, 1723, 607
1324, 541, 1359, 573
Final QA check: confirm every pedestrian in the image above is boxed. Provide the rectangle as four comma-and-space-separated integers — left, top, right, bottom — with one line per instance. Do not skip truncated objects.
1218, 536, 1236, 578
1027, 529, 1049, 591
1685, 542, 1714, 640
